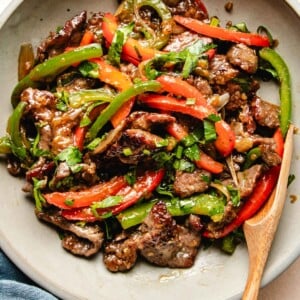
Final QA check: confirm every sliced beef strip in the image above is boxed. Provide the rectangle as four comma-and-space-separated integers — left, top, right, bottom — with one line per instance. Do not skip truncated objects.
226, 43, 258, 74
186, 75, 212, 98
37, 11, 87, 62
173, 169, 211, 198
103, 232, 138, 272
128, 111, 175, 131
105, 129, 164, 165
237, 164, 263, 198
21, 88, 83, 155
238, 104, 257, 134
136, 201, 201, 268
209, 55, 239, 85
251, 96, 280, 129
36, 208, 104, 257
259, 143, 282, 166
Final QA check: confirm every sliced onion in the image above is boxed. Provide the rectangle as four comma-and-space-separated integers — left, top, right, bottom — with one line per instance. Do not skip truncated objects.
208, 93, 230, 111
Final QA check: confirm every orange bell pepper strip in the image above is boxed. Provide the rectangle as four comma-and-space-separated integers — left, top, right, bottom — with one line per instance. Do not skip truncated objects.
203, 165, 280, 239
174, 15, 270, 47
44, 175, 127, 210
61, 169, 165, 221
91, 58, 134, 127
102, 13, 161, 65
79, 30, 94, 46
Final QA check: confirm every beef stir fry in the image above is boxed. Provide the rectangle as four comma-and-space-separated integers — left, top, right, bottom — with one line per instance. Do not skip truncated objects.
0, 0, 291, 272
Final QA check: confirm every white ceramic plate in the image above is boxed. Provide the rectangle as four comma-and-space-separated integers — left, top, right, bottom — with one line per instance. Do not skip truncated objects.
0, 1, 299, 299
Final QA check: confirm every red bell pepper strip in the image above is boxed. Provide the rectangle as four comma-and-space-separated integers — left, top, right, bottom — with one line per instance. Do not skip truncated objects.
166, 121, 189, 142
214, 120, 236, 157
73, 103, 107, 150
166, 121, 224, 174
195, 150, 224, 174
141, 94, 235, 156
156, 75, 235, 157
203, 165, 280, 239
73, 126, 86, 151
61, 169, 165, 221
91, 58, 134, 127
156, 75, 210, 107
102, 13, 161, 65
44, 175, 127, 210
195, 0, 208, 16
140, 94, 214, 120
174, 15, 270, 47
273, 128, 284, 158
102, 13, 118, 44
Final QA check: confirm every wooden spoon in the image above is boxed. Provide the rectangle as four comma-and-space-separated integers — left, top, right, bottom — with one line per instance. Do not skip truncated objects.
242, 124, 294, 300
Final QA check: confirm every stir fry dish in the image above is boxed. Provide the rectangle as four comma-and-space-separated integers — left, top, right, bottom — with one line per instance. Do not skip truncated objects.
0, 0, 292, 272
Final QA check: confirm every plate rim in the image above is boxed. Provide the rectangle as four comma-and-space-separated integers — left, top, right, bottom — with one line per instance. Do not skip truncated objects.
0, 1, 300, 300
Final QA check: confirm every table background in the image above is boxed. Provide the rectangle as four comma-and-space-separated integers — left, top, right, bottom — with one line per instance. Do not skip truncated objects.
0, 0, 299, 299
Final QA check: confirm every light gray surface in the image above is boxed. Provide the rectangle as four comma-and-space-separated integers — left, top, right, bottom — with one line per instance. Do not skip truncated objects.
0, 1, 299, 299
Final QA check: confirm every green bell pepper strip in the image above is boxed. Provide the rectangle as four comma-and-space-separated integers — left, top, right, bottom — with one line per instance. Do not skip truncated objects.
87, 80, 161, 140
11, 43, 103, 107
66, 88, 115, 108
259, 48, 291, 137
243, 147, 261, 170
134, 0, 172, 49
0, 136, 11, 154
6, 101, 28, 160
115, 0, 172, 50
30, 43, 103, 81
11, 77, 41, 108
116, 194, 225, 229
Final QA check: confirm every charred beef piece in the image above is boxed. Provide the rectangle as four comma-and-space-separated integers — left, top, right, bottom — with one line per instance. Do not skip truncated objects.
103, 202, 202, 272
173, 169, 211, 198
251, 96, 280, 129
105, 129, 165, 165
237, 164, 263, 198
102, 112, 175, 165
259, 143, 282, 166
226, 43, 258, 74
86, 12, 104, 43
238, 104, 257, 134
163, 31, 212, 52
128, 111, 176, 131
120, 63, 140, 81
186, 75, 212, 98
56, 74, 98, 93
103, 232, 138, 272
21, 88, 83, 154
36, 208, 104, 257
209, 55, 239, 85
137, 201, 201, 268
124, 129, 164, 149
37, 11, 87, 62
166, 0, 208, 20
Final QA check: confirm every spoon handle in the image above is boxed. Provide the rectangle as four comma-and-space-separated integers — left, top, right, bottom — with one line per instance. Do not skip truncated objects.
242, 125, 294, 300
